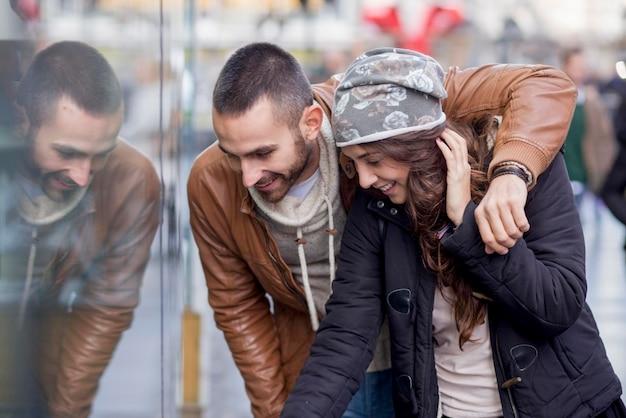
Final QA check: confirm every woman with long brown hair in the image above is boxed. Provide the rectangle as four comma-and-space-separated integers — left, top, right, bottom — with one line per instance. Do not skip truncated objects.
281, 48, 625, 418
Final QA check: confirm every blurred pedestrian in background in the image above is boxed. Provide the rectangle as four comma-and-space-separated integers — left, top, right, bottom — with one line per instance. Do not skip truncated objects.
601, 59, 626, 236
560, 46, 616, 211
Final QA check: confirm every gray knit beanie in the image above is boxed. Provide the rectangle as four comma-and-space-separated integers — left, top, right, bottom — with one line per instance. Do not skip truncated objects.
333, 47, 447, 147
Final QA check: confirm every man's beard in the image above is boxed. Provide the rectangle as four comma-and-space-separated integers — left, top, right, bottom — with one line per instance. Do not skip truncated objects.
255, 132, 313, 203
23, 139, 84, 202
42, 172, 84, 201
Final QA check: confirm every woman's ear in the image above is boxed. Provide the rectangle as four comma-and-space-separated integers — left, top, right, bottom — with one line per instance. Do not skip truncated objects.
299, 103, 323, 142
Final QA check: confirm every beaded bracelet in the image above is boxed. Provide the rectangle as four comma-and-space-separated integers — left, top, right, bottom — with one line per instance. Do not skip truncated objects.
492, 163, 532, 187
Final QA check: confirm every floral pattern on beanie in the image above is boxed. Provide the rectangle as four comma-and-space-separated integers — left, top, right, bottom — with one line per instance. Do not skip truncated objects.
383, 111, 410, 130
333, 47, 448, 147
407, 69, 435, 94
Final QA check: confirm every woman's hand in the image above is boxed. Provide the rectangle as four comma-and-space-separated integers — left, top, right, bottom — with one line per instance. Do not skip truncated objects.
436, 128, 471, 227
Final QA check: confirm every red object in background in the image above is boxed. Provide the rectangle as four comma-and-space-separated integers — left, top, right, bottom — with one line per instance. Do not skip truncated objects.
362, 5, 403, 37
362, 4, 464, 54
11, 0, 41, 21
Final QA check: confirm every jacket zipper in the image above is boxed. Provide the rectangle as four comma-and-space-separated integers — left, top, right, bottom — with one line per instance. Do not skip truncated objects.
67, 291, 78, 313
245, 195, 307, 305
261, 225, 307, 305
423, 282, 436, 418
494, 334, 519, 418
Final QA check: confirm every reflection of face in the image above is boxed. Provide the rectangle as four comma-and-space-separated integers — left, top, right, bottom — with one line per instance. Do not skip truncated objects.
29, 96, 123, 201
342, 144, 411, 204
213, 97, 316, 203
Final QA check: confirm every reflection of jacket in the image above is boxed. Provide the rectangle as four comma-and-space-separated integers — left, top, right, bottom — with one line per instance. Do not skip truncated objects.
36, 140, 160, 418
187, 65, 576, 418
283, 155, 621, 418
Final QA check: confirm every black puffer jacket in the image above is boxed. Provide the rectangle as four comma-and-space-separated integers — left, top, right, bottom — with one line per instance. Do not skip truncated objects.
282, 155, 622, 418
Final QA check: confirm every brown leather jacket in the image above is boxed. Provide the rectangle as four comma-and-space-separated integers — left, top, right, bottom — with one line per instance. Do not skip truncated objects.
33, 140, 160, 418
187, 64, 576, 418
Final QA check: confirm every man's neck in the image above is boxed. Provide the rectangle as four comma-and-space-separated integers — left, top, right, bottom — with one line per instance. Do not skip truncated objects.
16, 153, 44, 191
287, 168, 320, 200
294, 135, 322, 185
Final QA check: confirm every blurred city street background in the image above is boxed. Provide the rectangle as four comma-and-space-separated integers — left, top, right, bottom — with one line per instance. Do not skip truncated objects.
2, 0, 626, 417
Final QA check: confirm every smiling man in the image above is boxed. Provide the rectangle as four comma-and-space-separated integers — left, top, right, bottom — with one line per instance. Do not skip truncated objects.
26, 95, 122, 201
187, 42, 576, 418
0, 41, 160, 418
215, 96, 319, 203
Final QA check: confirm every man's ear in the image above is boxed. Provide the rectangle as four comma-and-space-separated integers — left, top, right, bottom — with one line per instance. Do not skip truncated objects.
13, 102, 31, 139
299, 103, 323, 142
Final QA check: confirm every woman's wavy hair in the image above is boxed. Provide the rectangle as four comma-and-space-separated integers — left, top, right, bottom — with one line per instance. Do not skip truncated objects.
363, 116, 497, 348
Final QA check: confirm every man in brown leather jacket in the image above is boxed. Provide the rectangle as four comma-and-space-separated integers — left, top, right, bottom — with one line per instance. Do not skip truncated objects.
0, 41, 160, 417
187, 42, 576, 418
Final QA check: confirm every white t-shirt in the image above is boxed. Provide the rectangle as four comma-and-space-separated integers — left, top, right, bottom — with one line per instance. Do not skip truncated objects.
432, 286, 503, 418
287, 169, 321, 201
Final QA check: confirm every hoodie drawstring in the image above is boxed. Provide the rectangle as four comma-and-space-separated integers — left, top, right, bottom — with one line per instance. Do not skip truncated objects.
296, 226, 319, 331
324, 195, 336, 285
297, 196, 337, 332
18, 227, 38, 328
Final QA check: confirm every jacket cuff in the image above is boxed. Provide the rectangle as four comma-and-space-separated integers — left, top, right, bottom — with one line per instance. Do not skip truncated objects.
441, 201, 483, 257
488, 139, 550, 189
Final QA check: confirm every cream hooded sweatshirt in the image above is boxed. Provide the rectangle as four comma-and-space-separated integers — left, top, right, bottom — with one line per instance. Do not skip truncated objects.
250, 112, 391, 372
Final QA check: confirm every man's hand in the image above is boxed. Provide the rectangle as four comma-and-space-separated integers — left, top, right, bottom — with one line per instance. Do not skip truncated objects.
475, 174, 530, 255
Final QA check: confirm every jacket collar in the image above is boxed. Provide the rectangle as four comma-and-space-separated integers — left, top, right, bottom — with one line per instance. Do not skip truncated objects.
240, 187, 254, 215
80, 188, 96, 217
366, 196, 412, 231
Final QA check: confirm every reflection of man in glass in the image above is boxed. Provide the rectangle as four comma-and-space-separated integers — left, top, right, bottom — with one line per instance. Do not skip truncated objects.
0, 41, 160, 418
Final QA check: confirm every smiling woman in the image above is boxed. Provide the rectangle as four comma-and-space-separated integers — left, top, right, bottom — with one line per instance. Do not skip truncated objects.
341, 144, 410, 204
282, 47, 626, 418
